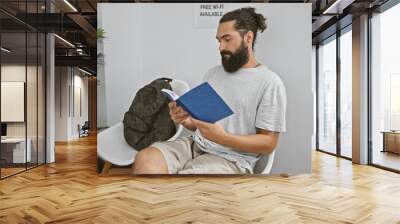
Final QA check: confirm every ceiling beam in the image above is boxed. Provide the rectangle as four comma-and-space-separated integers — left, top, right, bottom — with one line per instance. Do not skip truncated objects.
55, 55, 97, 73
322, 0, 356, 14
66, 13, 97, 46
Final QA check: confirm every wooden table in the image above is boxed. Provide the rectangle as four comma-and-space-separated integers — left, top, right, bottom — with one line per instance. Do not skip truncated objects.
381, 131, 400, 154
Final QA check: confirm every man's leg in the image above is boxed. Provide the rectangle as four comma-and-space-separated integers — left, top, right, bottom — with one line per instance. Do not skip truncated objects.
132, 137, 194, 174
178, 153, 250, 174
132, 147, 169, 174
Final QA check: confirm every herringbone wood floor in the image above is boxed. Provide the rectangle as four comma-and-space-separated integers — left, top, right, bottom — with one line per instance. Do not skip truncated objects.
1, 134, 400, 224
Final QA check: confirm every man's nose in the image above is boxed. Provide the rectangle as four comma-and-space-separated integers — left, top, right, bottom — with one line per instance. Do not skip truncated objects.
219, 42, 225, 52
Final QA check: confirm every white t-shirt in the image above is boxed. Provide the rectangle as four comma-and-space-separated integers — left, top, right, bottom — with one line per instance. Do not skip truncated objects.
193, 64, 287, 173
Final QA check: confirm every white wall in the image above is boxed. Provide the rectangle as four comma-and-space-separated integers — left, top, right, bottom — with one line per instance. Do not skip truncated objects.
97, 5, 108, 129
55, 67, 89, 141
55, 67, 69, 141
98, 4, 143, 129
98, 3, 313, 174
72, 73, 89, 138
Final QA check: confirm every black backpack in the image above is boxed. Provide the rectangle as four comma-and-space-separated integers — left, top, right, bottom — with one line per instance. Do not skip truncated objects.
123, 78, 176, 150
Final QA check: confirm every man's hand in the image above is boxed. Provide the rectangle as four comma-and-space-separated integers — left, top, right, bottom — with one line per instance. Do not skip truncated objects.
168, 102, 188, 124
168, 102, 196, 131
190, 118, 227, 143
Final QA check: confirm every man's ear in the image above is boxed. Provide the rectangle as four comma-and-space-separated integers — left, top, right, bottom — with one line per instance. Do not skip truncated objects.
245, 31, 254, 46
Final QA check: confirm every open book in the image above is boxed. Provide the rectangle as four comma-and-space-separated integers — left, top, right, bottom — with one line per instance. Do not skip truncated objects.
162, 82, 234, 123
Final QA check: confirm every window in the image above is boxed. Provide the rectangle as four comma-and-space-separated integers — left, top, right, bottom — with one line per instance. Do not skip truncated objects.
318, 36, 337, 155
316, 26, 353, 159
340, 28, 352, 158
370, 2, 400, 171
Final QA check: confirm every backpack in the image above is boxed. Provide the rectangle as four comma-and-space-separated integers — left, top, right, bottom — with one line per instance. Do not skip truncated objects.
123, 78, 176, 150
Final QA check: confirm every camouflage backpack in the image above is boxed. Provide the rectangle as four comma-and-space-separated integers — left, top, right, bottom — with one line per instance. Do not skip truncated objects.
123, 78, 176, 150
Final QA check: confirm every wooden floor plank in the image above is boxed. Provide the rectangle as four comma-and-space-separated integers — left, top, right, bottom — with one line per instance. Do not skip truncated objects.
0, 134, 399, 223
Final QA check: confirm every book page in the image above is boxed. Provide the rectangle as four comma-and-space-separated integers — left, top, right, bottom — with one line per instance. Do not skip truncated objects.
161, 89, 180, 101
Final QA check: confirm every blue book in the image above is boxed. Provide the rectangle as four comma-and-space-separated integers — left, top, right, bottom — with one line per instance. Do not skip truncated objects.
162, 82, 234, 123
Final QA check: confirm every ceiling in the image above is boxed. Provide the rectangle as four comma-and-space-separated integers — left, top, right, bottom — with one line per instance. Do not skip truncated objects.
0, 0, 393, 75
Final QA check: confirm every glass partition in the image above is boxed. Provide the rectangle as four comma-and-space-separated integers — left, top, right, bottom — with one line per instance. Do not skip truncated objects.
0, 1, 46, 179
0, 30, 28, 178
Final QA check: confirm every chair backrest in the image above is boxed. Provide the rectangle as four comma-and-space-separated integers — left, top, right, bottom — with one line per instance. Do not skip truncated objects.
168, 79, 190, 141
253, 151, 276, 174
82, 121, 90, 129
170, 79, 190, 96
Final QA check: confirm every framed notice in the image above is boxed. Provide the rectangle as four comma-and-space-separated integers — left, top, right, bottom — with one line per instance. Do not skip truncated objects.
193, 3, 226, 29
1, 81, 25, 122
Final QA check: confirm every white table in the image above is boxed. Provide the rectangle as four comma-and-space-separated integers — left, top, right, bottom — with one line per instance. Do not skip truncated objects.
1, 138, 32, 163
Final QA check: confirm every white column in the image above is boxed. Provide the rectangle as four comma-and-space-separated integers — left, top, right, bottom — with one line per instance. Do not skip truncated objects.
46, 33, 55, 163
45, 0, 55, 163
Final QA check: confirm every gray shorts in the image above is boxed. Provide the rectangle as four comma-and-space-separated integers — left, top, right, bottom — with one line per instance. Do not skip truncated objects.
150, 136, 249, 174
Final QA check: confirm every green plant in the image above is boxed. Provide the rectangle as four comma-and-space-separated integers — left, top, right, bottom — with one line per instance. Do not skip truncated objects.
96, 28, 106, 39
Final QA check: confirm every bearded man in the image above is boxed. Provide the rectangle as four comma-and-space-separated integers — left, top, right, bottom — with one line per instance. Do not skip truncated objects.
132, 7, 287, 174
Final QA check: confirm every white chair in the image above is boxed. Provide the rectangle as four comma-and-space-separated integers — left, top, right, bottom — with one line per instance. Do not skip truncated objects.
97, 79, 190, 173
97, 78, 276, 174
254, 151, 276, 174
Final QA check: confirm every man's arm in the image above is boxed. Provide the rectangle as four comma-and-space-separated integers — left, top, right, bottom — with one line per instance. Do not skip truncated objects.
191, 118, 279, 154
218, 129, 279, 154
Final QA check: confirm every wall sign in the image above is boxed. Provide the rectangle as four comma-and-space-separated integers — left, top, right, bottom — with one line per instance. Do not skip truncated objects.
194, 3, 226, 29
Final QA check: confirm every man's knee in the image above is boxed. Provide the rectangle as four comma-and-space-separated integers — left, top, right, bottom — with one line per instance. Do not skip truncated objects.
133, 147, 168, 173
135, 147, 160, 163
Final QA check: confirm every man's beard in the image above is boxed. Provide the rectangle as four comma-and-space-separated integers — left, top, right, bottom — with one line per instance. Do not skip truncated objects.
220, 40, 250, 73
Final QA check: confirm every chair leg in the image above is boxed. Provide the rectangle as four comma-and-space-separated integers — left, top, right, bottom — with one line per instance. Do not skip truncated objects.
102, 161, 112, 174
